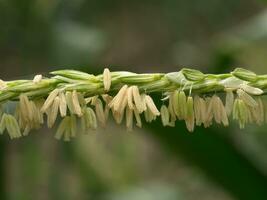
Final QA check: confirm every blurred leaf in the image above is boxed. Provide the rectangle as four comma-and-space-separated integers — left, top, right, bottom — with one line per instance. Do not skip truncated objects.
147, 113, 267, 200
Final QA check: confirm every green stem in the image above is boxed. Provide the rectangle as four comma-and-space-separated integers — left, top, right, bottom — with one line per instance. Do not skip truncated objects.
0, 68, 266, 103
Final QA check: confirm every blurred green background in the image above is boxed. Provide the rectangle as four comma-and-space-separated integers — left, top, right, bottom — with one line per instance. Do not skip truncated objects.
1, 0, 267, 199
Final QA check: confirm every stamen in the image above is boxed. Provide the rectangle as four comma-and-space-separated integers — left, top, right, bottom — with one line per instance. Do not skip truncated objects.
185, 96, 195, 132
19, 94, 33, 122
72, 90, 83, 117
87, 107, 97, 130
126, 106, 133, 131
160, 105, 170, 127
33, 74, 42, 83
194, 95, 202, 126
109, 85, 128, 112
70, 115, 77, 137
0, 113, 7, 134
47, 96, 60, 128
55, 117, 70, 140
127, 86, 134, 110
41, 89, 59, 113
204, 97, 213, 128
66, 91, 75, 114
132, 86, 144, 113
59, 92, 67, 117
95, 98, 106, 127
103, 68, 111, 91
133, 106, 142, 128
178, 91, 187, 120
237, 89, 258, 108
171, 91, 180, 119
225, 89, 234, 116
145, 95, 160, 116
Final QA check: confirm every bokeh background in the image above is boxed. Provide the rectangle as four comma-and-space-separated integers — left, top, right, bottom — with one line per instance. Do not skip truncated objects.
1, 0, 267, 199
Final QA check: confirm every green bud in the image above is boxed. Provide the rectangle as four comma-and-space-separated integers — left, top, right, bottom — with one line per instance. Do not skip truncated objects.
120, 73, 163, 84
231, 68, 257, 82
0, 92, 17, 103
51, 70, 99, 82
7, 79, 59, 93
182, 68, 205, 81
24, 86, 54, 99
138, 78, 171, 93
65, 83, 102, 94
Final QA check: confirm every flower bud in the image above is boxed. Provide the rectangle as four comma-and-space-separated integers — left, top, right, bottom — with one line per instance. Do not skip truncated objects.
182, 68, 205, 81
231, 68, 257, 82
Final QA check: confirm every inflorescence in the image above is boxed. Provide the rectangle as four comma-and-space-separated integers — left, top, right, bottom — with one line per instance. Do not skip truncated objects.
0, 68, 267, 141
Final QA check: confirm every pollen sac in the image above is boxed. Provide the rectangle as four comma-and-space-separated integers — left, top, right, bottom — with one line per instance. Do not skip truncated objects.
178, 91, 187, 120
160, 105, 170, 127
133, 106, 142, 128
225, 89, 234, 116
171, 90, 180, 119
194, 95, 204, 126
233, 99, 249, 129
145, 95, 160, 116
103, 68, 111, 91
59, 92, 67, 117
95, 98, 106, 127
41, 89, 59, 113
185, 96, 195, 132
55, 116, 71, 141
126, 106, 133, 131
236, 89, 258, 108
